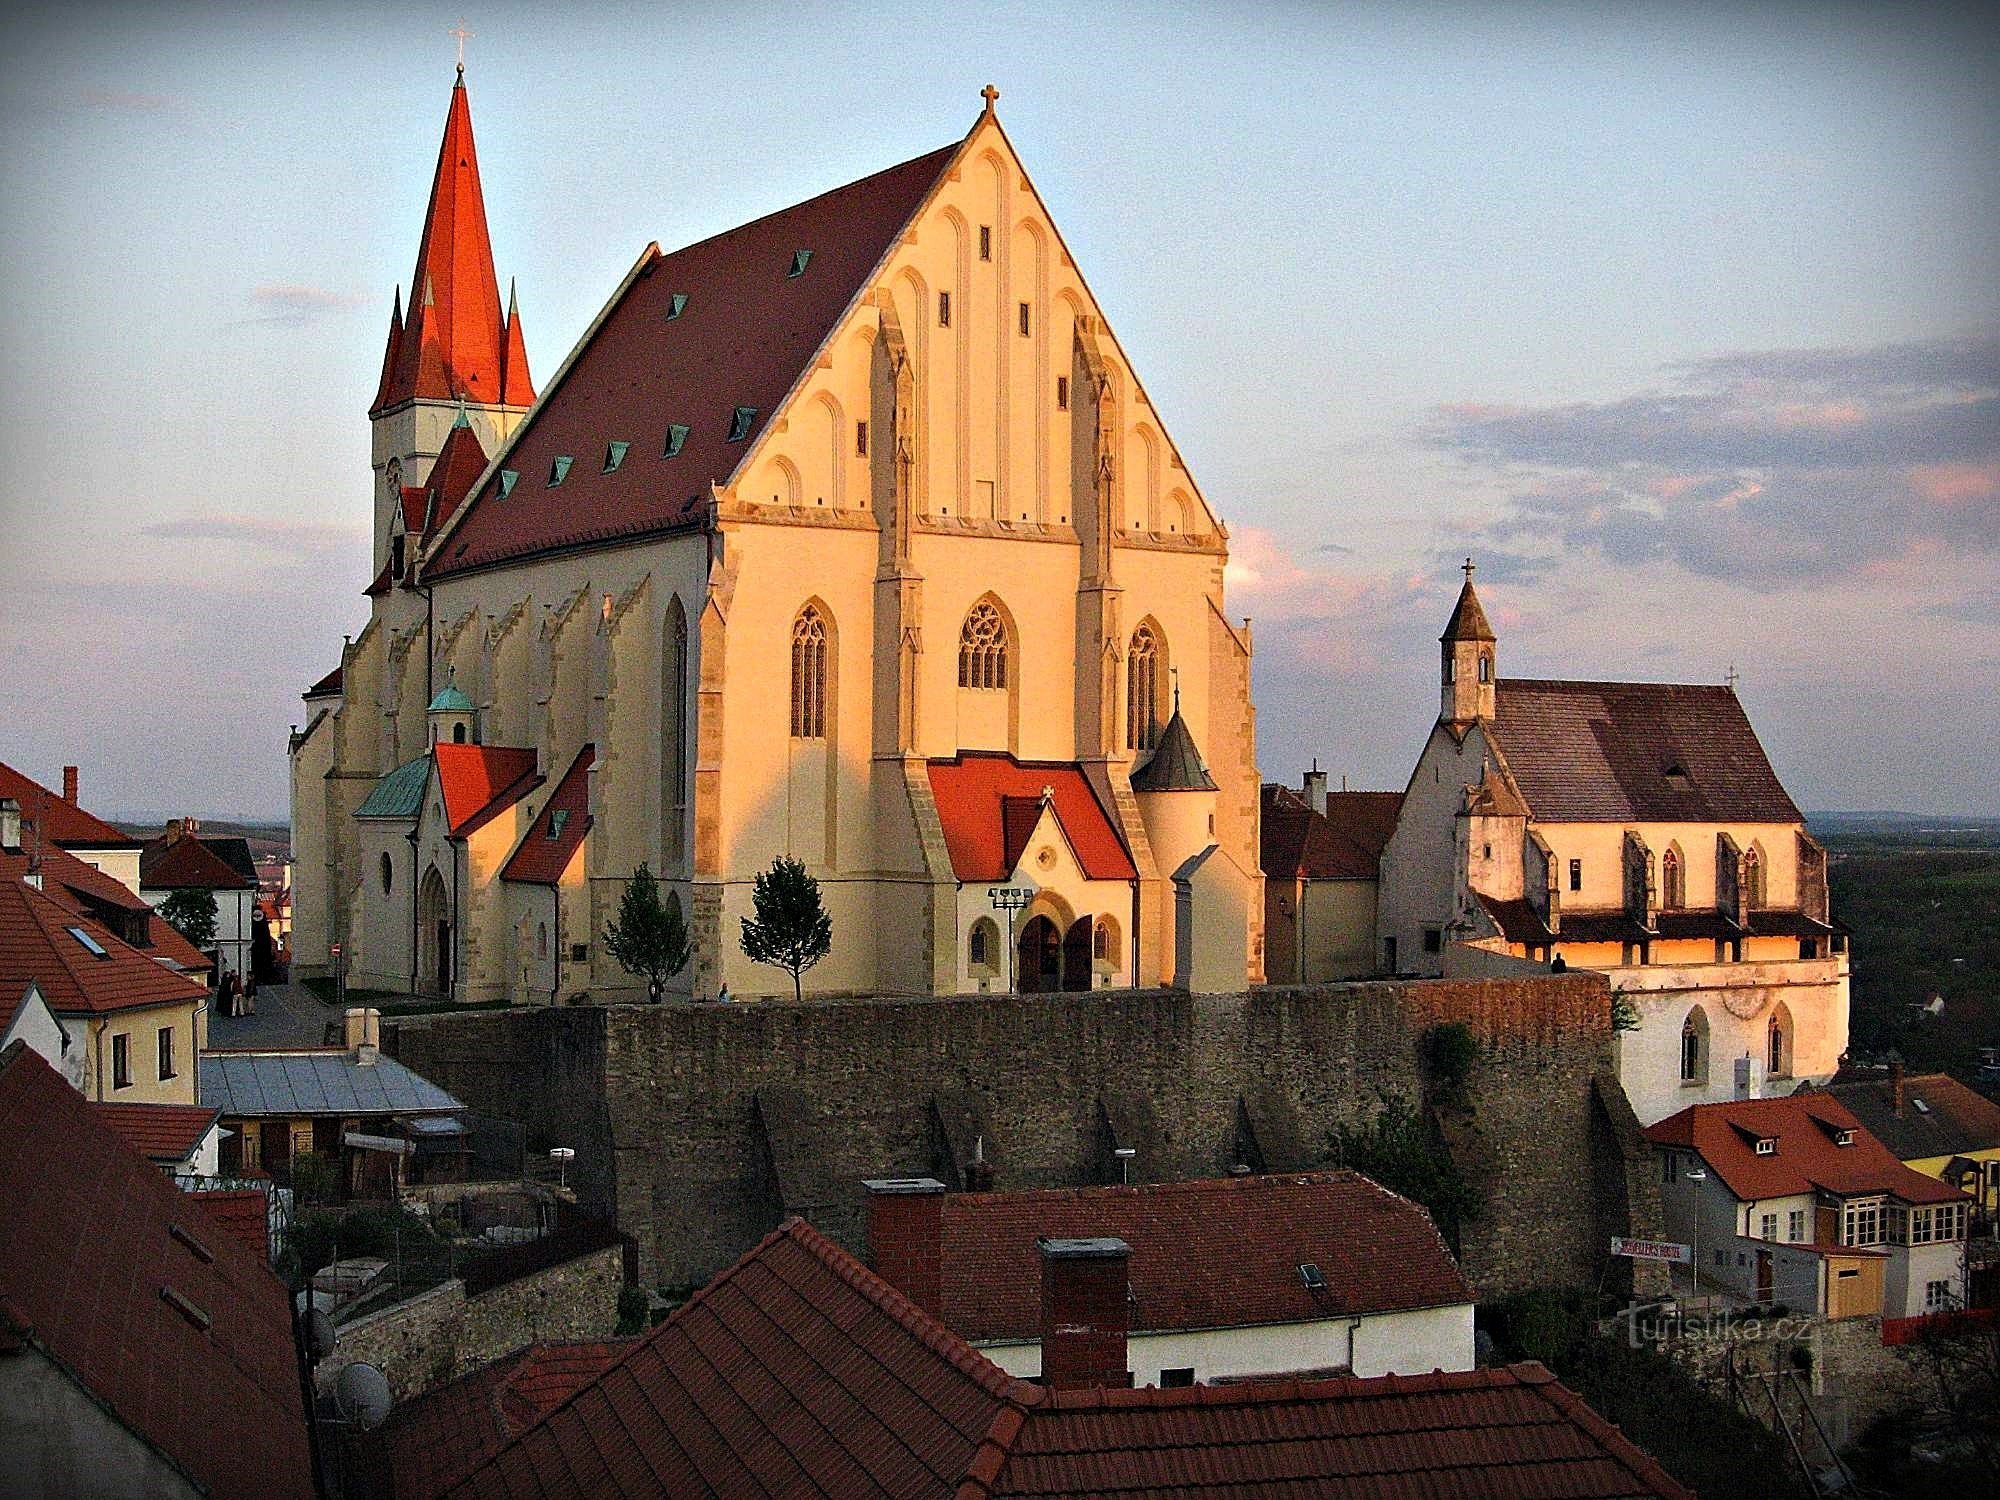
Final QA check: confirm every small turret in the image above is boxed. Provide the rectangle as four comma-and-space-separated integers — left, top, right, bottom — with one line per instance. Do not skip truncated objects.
1440, 558, 1496, 724
427, 668, 477, 745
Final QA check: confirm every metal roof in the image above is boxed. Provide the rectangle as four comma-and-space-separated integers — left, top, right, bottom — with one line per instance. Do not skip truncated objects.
200, 1049, 463, 1118
356, 754, 432, 820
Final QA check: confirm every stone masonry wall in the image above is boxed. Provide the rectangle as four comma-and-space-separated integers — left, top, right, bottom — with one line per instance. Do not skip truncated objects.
391, 976, 1653, 1301
318, 1243, 624, 1402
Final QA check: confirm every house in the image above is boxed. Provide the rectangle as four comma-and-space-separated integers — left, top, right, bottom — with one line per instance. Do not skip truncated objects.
1375, 562, 1848, 1125
0, 874, 207, 1105
201, 1008, 466, 1194
1816, 1063, 2000, 1223
0, 1042, 313, 1500
293, 72, 1265, 1004
92, 1099, 223, 1177
1261, 774, 1402, 982
0, 760, 146, 894
1647, 1092, 1971, 1320
1, 815, 212, 980
383, 1215, 1688, 1499
864, 1172, 1474, 1383
142, 818, 259, 984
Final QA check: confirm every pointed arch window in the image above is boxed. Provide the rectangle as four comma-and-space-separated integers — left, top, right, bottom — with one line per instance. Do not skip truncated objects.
790, 605, 829, 738
669, 603, 689, 809
958, 602, 1008, 690
1681, 1007, 1709, 1085
1127, 624, 1161, 752
1662, 846, 1685, 910
1743, 846, 1766, 909
1767, 1005, 1793, 1078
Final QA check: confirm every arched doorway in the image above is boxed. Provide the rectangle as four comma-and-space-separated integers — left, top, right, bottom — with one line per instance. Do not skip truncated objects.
418, 864, 452, 997
1018, 915, 1060, 994
1062, 917, 1093, 992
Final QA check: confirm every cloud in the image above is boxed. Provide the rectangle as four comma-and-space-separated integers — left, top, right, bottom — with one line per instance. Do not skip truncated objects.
142, 513, 365, 553
1425, 336, 2000, 585
244, 283, 369, 326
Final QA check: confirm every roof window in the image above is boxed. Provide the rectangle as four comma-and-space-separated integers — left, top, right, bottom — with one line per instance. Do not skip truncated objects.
663, 423, 689, 458
66, 926, 109, 958
1914, 1098, 1932, 1115
1834, 1128, 1855, 1146
728, 407, 757, 443
547, 809, 569, 840
788, 249, 813, 278
498, 468, 519, 499
1754, 1137, 1777, 1156
603, 441, 630, 473
1297, 1262, 1327, 1293
548, 456, 573, 486
667, 292, 688, 320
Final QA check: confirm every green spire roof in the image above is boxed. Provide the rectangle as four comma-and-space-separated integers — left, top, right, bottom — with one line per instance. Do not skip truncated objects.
428, 669, 473, 714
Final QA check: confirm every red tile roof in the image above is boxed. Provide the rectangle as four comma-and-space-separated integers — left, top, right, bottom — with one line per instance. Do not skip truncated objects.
501, 744, 592, 884
433, 744, 542, 837
1492, 680, 1801, 824
91, 1100, 219, 1164
0, 1044, 312, 1499
1260, 786, 1402, 881
428, 141, 960, 579
1647, 1094, 1968, 1206
0, 842, 211, 971
141, 831, 256, 890
927, 754, 1136, 882
0, 877, 207, 1016
374, 1338, 635, 1500
305, 663, 345, 698
419, 417, 492, 533
1819, 1071, 2000, 1163
938, 1173, 1471, 1344
431, 1216, 1686, 1499
187, 1187, 271, 1266
371, 75, 529, 416
0, 760, 140, 849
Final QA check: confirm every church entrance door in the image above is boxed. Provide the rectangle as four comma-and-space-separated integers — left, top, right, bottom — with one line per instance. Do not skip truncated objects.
418, 865, 452, 998
1061, 918, 1092, 992
1018, 915, 1060, 994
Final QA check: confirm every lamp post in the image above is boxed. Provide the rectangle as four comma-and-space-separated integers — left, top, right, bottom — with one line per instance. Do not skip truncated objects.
1685, 1167, 1708, 1300
988, 886, 1032, 994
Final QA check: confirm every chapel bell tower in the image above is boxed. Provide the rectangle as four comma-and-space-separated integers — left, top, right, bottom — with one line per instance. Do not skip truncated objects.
1440, 558, 1496, 725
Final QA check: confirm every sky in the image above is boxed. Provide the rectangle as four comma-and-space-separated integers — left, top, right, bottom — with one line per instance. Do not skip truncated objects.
0, 0, 1994, 821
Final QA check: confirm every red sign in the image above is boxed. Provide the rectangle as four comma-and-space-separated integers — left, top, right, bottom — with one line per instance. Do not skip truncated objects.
1610, 1236, 1692, 1264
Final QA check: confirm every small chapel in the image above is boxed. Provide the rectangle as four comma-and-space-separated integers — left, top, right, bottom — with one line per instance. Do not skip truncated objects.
290, 72, 1265, 1003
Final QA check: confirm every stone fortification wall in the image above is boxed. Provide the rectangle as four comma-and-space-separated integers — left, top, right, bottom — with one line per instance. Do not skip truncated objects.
390, 976, 1648, 1299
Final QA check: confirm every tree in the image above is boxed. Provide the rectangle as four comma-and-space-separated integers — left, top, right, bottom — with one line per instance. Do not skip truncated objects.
603, 864, 690, 1001
740, 855, 831, 1003
158, 888, 218, 950
1332, 1094, 1479, 1254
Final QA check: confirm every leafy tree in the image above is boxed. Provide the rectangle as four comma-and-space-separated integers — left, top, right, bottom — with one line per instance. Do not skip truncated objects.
157, 888, 218, 950
740, 856, 831, 1003
603, 864, 691, 1001
1332, 1094, 1479, 1254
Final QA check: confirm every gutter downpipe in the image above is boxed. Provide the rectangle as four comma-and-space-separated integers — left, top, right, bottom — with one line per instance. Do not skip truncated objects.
550, 883, 561, 1008
451, 841, 461, 1004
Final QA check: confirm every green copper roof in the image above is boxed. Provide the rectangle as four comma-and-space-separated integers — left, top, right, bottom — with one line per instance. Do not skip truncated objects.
355, 754, 432, 819
428, 672, 474, 714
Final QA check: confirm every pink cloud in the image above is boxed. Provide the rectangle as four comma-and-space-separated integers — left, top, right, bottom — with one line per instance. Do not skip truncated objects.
1908, 462, 2000, 506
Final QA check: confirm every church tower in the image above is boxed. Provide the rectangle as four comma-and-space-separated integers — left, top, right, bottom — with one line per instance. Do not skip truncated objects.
1440, 559, 1496, 724
367, 66, 535, 579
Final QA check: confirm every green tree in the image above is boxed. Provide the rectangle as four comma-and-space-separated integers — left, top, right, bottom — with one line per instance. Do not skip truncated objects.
1332, 1095, 1479, 1254
739, 856, 831, 1003
603, 864, 690, 1001
157, 888, 218, 950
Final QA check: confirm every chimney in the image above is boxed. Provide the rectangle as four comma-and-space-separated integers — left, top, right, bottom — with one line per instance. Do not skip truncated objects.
1038, 1236, 1131, 1390
348, 1006, 383, 1065
963, 1135, 996, 1193
1891, 1060, 1905, 1118
344, 1007, 367, 1049
863, 1177, 946, 1318
0, 798, 19, 851
1303, 762, 1328, 816
61, 766, 78, 804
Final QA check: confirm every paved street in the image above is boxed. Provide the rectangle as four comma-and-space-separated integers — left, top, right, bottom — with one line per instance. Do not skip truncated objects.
205, 980, 338, 1050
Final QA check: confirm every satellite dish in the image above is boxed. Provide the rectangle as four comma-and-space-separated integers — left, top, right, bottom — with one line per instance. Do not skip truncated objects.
333, 1362, 392, 1431
306, 1308, 337, 1362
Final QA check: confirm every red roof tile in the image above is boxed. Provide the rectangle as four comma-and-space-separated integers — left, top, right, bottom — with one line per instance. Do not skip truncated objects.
1492, 680, 1801, 824
0, 877, 207, 1016
91, 1100, 219, 1163
0, 1044, 312, 1498
501, 744, 592, 884
0, 841, 211, 975
0, 760, 139, 849
429, 141, 960, 579
928, 754, 1136, 882
187, 1187, 271, 1266
1819, 1071, 2000, 1163
937, 1173, 1471, 1344
430, 1215, 1686, 1499
141, 831, 256, 890
305, 663, 345, 697
1260, 786, 1402, 881
433, 744, 542, 837
1647, 1094, 1968, 1206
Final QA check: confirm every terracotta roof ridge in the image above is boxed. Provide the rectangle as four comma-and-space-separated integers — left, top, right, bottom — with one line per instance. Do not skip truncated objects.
1523, 1363, 1696, 1499
1502, 675, 1741, 694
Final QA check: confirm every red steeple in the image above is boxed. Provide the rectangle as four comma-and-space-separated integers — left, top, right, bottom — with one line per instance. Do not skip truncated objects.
370, 72, 532, 416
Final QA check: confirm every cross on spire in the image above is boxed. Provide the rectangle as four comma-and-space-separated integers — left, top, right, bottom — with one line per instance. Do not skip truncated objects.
1462, 556, 1476, 581
1725, 663, 1741, 691
449, 19, 473, 72
981, 83, 1000, 114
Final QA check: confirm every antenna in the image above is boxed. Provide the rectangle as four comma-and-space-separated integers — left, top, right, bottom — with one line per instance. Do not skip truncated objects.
333, 1362, 392, 1430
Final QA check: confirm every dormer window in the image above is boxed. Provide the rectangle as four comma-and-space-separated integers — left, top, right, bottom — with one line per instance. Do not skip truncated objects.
498, 469, 520, 498
667, 292, 688, 320
1835, 1128, 1855, 1147
727, 407, 757, 443
1754, 1137, 1776, 1156
548, 456, 573, 486
546, 809, 569, 839
788, 249, 812, 278
603, 441, 629, 473
663, 424, 689, 458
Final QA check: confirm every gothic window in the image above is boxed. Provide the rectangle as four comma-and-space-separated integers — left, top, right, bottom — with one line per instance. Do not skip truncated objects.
537, 922, 548, 959
790, 605, 829, 738
669, 603, 689, 808
1478, 653, 1491, 683
380, 853, 393, 895
1127, 624, 1161, 752
1662, 846, 1685, 909
1768, 1003, 1793, 1077
1681, 1007, 1709, 1084
1092, 917, 1112, 962
968, 917, 999, 975
452, 722, 467, 743
958, 603, 1008, 690
1743, 845, 1766, 909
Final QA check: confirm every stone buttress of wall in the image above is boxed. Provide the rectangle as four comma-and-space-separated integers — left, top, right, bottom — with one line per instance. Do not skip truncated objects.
391, 977, 1624, 1300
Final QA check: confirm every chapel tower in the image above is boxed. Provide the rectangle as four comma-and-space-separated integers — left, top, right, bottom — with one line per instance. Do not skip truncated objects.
367, 66, 534, 579
1440, 559, 1496, 724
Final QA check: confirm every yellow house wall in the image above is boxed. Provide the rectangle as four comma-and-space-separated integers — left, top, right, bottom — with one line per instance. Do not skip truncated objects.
1533, 819, 1802, 912
70, 999, 202, 1105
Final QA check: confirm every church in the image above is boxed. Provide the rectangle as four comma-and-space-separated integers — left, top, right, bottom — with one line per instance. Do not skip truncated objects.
290, 73, 1265, 1003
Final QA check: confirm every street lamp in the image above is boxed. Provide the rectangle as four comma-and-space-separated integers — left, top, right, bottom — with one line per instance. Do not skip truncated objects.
988, 886, 1032, 994
1684, 1167, 1708, 1299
